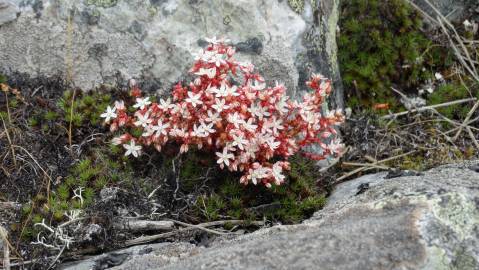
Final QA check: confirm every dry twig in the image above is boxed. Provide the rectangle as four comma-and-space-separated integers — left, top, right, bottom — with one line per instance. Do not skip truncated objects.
124, 219, 265, 247
453, 100, 479, 141
335, 151, 417, 184
381, 98, 477, 120
0, 226, 10, 270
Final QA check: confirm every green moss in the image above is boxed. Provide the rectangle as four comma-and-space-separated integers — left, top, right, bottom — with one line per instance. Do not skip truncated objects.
338, 0, 453, 109
428, 82, 479, 119
182, 152, 328, 224
44, 111, 58, 121
8, 98, 18, 109
20, 145, 135, 237
28, 117, 39, 127
36, 89, 112, 136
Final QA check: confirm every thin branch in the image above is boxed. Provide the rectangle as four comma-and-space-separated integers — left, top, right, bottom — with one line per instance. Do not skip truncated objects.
168, 219, 227, 236
335, 151, 417, 184
1, 226, 11, 270
466, 127, 479, 150
12, 145, 52, 182
1, 113, 16, 167
381, 98, 477, 119
453, 99, 479, 141
124, 220, 264, 247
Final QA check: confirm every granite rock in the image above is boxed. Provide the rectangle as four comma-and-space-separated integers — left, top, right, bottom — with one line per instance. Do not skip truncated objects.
0, 0, 343, 108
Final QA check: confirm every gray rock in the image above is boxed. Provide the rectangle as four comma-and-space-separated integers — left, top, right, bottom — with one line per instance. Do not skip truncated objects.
61, 161, 479, 270
152, 163, 478, 270
0, 0, 19, 26
157, 161, 479, 270
59, 242, 198, 270
0, 0, 343, 108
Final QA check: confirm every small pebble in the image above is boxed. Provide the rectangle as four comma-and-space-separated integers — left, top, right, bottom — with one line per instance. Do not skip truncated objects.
356, 183, 370, 195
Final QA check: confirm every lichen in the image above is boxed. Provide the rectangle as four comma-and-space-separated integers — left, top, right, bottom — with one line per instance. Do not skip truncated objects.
288, 0, 304, 14
85, 0, 118, 8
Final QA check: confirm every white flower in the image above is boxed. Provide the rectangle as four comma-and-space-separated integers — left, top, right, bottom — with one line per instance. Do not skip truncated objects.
100, 106, 117, 123
328, 139, 344, 155
249, 166, 268, 185
209, 54, 226, 67
231, 133, 248, 150
205, 36, 230, 45
264, 136, 280, 150
301, 111, 319, 125
192, 124, 206, 137
152, 120, 170, 137
243, 118, 258, 133
227, 112, 244, 128
185, 91, 203, 107
159, 98, 174, 111
123, 141, 142, 157
205, 36, 220, 44
192, 49, 205, 61
425, 86, 434, 94
275, 96, 289, 115
463, 19, 473, 29
226, 85, 239, 96
434, 72, 444, 81
212, 98, 230, 112
216, 148, 234, 168
134, 112, 152, 128
170, 127, 187, 137
248, 103, 270, 120
195, 68, 216, 79
205, 110, 221, 123
209, 85, 228, 97
133, 97, 152, 110
142, 125, 155, 137
269, 116, 284, 135
220, 81, 239, 97
272, 163, 285, 185
114, 100, 125, 110
201, 121, 215, 135
112, 136, 123, 145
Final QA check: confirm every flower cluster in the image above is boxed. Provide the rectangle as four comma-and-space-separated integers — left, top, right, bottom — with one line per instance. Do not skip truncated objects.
101, 37, 344, 187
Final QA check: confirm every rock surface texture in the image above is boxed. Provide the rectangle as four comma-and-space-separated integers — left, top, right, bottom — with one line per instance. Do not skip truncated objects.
62, 161, 479, 270
0, 0, 343, 107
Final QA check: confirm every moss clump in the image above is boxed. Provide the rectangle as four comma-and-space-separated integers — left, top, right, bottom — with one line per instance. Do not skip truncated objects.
57, 89, 112, 126
20, 146, 133, 238
180, 152, 328, 224
428, 82, 479, 120
28, 89, 112, 135
338, 0, 453, 109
